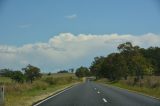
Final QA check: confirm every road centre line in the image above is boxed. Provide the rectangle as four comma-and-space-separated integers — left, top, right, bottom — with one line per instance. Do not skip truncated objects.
102, 98, 107, 103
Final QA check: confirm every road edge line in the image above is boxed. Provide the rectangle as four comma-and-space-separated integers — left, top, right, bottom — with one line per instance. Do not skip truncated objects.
32, 83, 80, 106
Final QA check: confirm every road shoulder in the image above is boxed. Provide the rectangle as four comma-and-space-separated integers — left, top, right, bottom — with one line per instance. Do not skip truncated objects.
96, 81, 160, 101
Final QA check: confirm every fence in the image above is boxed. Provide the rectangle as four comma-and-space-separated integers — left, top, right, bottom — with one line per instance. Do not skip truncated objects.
0, 86, 4, 106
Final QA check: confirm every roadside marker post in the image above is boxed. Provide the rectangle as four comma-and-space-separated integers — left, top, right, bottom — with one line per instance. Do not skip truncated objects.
0, 86, 5, 106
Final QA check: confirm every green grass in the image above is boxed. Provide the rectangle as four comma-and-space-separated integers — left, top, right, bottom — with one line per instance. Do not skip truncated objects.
1, 73, 81, 106
0, 77, 12, 84
45, 73, 75, 78
42, 73, 77, 81
110, 82, 160, 99
96, 77, 160, 99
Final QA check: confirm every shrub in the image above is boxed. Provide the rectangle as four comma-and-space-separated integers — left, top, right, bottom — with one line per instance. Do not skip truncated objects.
11, 71, 25, 83
145, 76, 160, 88
119, 76, 160, 88
33, 81, 48, 90
44, 77, 57, 85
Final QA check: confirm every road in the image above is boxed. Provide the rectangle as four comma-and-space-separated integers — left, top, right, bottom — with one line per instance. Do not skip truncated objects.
35, 81, 160, 106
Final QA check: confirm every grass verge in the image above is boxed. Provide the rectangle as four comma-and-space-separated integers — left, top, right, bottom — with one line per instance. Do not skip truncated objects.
2, 73, 81, 106
6, 83, 79, 106
96, 78, 160, 99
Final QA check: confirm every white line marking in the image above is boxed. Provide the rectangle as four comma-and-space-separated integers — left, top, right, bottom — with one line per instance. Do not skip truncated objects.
97, 91, 100, 94
33, 84, 78, 106
103, 98, 107, 103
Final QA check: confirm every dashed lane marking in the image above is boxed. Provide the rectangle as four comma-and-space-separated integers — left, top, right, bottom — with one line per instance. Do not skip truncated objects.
103, 98, 107, 103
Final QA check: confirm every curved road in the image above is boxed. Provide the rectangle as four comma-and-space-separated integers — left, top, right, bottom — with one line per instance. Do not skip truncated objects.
35, 81, 160, 106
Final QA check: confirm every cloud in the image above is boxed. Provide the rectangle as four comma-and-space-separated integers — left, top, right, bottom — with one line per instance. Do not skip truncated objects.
0, 33, 160, 72
18, 24, 32, 28
65, 14, 77, 19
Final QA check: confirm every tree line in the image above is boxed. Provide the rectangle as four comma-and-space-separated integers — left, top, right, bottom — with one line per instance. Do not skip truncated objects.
89, 42, 160, 81
57, 68, 74, 73
0, 64, 41, 83
75, 66, 91, 77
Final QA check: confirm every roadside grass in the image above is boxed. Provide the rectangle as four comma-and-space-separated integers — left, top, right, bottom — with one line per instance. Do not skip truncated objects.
5, 83, 76, 106
43, 73, 75, 78
0, 73, 81, 106
96, 76, 160, 99
0, 77, 12, 84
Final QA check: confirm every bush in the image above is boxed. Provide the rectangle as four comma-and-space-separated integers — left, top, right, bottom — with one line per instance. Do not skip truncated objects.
145, 76, 160, 88
44, 77, 57, 85
11, 71, 25, 83
119, 76, 160, 88
33, 81, 48, 90
23, 64, 42, 83
44, 76, 76, 85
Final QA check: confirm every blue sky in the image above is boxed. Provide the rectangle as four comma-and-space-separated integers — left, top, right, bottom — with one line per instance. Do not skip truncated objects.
0, 0, 160, 72
0, 0, 160, 45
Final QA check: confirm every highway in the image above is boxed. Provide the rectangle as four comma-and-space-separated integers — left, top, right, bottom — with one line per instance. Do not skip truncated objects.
35, 81, 160, 106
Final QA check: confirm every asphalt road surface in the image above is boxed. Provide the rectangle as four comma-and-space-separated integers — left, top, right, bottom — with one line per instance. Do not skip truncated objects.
35, 81, 160, 106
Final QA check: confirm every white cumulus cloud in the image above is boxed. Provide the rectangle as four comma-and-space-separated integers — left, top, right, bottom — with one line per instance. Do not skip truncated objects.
0, 33, 160, 72
65, 14, 77, 19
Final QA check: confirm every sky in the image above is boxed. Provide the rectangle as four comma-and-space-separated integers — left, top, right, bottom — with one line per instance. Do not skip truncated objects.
0, 0, 160, 72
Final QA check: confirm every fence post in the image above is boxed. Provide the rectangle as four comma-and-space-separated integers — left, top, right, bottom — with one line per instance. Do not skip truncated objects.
0, 85, 4, 106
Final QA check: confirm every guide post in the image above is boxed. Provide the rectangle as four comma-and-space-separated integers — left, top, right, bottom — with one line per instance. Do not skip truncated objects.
0, 86, 4, 106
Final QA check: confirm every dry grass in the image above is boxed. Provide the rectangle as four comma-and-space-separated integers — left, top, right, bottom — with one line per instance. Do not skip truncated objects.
97, 76, 160, 99
0, 73, 80, 106
5, 83, 77, 106
42, 73, 75, 78
119, 76, 160, 88
0, 77, 12, 84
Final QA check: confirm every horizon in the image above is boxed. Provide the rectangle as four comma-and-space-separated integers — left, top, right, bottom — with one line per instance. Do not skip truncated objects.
0, 0, 160, 72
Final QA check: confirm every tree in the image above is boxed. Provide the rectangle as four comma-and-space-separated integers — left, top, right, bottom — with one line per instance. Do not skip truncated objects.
0, 69, 14, 77
117, 42, 138, 77
48, 72, 52, 76
69, 68, 74, 73
75, 66, 90, 78
131, 52, 152, 80
22, 64, 42, 83
90, 56, 105, 79
57, 70, 68, 73
118, 42, 134, 52
11, 71, 25, 83
117, 42, 152, 80
140, 47, 160, 75
89, 42, 154, 81
101, 53, 128, 81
